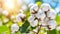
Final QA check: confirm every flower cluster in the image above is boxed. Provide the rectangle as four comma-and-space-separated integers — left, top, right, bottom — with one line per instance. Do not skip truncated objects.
0, 7, 26, 34
16, 9, 26, 22
11, 9, 26, 34
28, 3, 57, 30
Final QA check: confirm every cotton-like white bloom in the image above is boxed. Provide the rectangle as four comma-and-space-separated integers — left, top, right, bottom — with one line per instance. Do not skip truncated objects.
28, 16, 38, 27
30, 4, 38, 14
2, 10, 9, 16
30, 19, 38, 27
36, 9, 46, 20
47, 9, 56, 19
32, 4, 38, 11
16, 13, 26, 22
41, 3, 51, 11
46, 20, 56, 30
56, 26, 60, 31
44, 17, 49, 23
3, 18, 9, 23
11, 23, 19, 32
28, 16, 35, 23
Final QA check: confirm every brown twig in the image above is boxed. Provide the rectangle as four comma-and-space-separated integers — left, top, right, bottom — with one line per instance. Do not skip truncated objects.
36, 25, 42, 34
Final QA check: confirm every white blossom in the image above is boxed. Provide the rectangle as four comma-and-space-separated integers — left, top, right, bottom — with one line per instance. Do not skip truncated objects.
28, 3, 56, 31
28, 18, 38, 27
47, 9, 56, 19
28, 15, 38, 27
41, 3, 51, 11
2, 10, 9, 16
30, 4, 38, 14
11, 23, 19, 32
46, 20, 56, 30
36, 9, 46, 20
16, 13, 26, 22
30, 19, 38, 27
32, 4, 38, 11
44, 17, 49, 23
28, 16, 35, 23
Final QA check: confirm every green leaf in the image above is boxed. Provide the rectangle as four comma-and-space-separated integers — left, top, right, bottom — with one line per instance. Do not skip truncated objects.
47, 29, 57, 34
55, 14, 60, 25
19, 20, 30, 33
0, 25, 9, 33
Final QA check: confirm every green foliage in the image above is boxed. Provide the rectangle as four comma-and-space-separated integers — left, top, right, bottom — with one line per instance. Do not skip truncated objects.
47, 29, 57, 34
55, 14, 60, 25
19, 20, 30, 33
0, 25, 9, 33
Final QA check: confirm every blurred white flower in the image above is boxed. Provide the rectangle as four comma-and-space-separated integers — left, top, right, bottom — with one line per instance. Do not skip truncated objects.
30, 4, 38, 14
40, 20, 46, 26
11, 23, 19, 32
30, 19, 38, 27
44, 17, 49, 23
16, 13, 26, 22
2, 10, 9, 16
56, 26, 60, 31
36, 9, 46, 20
41, 3, 51, 11
47, 9, 56, 19
32, 4, 38, 11
28, 16, 38, 27
3, 18, 9, 23
46, 20, 56, 30
28, 16, 35, 23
